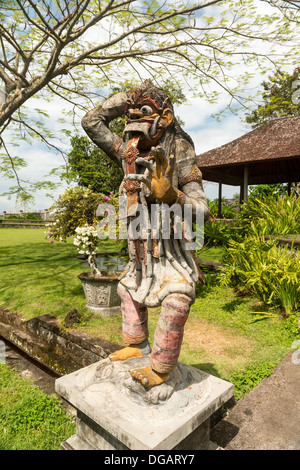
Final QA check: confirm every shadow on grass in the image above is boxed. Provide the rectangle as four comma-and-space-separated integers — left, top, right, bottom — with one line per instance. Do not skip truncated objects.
191, 362, 222, 379
248, 304, 276, 323
0, 242, 77, 268
68, 284, 85, 296
222, 298, 248, 313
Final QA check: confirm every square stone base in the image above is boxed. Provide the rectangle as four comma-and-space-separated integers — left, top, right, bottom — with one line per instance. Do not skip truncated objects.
55, 356, 233, 450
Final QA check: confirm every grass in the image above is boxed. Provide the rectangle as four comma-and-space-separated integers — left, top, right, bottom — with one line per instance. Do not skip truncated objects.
0, 228, 123, 321
0, 364, 75, 450
0, 228, 299, 401
196, 244, 225, 262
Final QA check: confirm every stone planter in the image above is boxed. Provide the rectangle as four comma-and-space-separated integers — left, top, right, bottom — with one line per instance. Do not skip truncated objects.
78, 272, 121, 317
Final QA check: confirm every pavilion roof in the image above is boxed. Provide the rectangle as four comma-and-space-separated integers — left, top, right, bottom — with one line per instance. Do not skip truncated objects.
196, 116, 300, 185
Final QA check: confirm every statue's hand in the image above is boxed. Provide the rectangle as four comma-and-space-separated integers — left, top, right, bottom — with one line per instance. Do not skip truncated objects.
126, 146, 178, 204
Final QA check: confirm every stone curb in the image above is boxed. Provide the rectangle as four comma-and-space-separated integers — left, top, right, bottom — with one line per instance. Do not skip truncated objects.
0, 307, 122, 375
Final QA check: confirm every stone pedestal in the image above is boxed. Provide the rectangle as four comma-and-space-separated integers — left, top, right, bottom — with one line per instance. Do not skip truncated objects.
55, 356, 233, 450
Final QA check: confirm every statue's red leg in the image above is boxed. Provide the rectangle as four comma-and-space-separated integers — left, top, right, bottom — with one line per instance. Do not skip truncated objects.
150, 293, 192, 374
109, 283, 150, 362
130, 293, 192, 388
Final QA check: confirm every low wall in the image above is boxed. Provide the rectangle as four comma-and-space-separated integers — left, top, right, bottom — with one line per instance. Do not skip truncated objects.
0, 219, 48, 229
0, 307, 121, 375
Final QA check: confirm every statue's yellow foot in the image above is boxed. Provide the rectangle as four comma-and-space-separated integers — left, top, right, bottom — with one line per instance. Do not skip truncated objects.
130, 365, 170, 389
109, 340, 151, 362
109, 346, 143, 362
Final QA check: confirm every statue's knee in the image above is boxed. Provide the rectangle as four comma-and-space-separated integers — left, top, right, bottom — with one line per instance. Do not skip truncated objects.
117, 283, 130, 299
161, 293, 192, 327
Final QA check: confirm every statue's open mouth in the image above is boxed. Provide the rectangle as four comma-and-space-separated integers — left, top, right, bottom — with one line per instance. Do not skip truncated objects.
123, 116, 161, 141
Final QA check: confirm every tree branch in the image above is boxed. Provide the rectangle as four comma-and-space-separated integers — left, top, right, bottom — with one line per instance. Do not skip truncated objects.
0, 136, 24, 190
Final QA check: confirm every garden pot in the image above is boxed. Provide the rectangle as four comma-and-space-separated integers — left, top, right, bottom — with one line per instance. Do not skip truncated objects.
78, 272, 121, 317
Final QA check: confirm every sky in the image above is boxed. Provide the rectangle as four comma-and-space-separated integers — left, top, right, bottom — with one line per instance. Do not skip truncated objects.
0, 92, 249, 213
0, 0, 298, 213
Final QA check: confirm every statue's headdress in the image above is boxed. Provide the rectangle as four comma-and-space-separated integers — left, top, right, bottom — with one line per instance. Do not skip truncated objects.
125, 79, 173, 115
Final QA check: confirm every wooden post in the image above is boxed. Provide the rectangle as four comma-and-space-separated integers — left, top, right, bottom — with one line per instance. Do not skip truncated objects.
218, 181, 222, 218
239, 182, 244, 207
243, 165, 249, 202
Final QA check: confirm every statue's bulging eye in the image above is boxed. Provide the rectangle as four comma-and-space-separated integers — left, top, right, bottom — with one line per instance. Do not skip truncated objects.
140, 105, 153, 116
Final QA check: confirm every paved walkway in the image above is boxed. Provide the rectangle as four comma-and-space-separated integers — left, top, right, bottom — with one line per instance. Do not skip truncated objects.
210, 352, 300, 450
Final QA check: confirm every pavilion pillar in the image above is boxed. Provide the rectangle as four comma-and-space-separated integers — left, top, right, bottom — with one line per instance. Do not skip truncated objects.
218, 181, 222, 218
243, 165, 249, 202
239, 182, 243, 206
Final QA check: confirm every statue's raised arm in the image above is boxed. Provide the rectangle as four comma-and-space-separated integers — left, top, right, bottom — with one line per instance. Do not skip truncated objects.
81, 91, 128, 168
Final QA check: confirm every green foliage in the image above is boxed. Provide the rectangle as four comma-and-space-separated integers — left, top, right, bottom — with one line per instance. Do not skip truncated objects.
221, 234, 300, 315
1, 390, 66, 433
65, 135, 124, 195
245, 68, 300, 127
204, 218, 236, 246
230, 362, 276, 400
207, 197, 239, 219
203, 198, 239, 246
0, 364, 75, 450
235, 194, 300, 237
216, 194, 300, 317
0, 230, 298, 408
248, 183, 289, 199
26, 212, 42, 220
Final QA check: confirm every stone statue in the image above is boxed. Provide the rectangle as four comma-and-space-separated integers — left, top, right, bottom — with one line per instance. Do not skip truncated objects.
82, 80, 209, 389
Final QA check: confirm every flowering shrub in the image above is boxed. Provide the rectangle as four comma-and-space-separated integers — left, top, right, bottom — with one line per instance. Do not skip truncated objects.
45, 187, 118, 276
73, 224, 101, 275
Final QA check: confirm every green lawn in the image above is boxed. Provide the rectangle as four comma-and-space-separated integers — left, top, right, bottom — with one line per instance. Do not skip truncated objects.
0, 228, 123, 321
0, 364, 75, 450
0, 228, 298, 400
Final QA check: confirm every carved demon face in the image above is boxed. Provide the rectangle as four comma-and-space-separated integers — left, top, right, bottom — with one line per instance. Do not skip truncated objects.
123, 83, 174, 150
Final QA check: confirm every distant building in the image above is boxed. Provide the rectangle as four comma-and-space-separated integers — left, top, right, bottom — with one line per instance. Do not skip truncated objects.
0, 209, 56, 220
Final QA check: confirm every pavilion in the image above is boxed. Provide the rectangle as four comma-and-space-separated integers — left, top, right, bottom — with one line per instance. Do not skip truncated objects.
196, 116, 300, 216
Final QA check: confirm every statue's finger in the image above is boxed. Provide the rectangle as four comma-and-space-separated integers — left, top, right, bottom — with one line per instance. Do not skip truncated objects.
125, 174, 152, 190
136, 157, 154, 174
154, 146, 166, 159
164, 154, 175, 178
151, 146, 167, 168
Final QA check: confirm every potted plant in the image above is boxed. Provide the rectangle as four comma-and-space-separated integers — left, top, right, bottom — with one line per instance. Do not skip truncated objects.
45, 187, 123, 316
